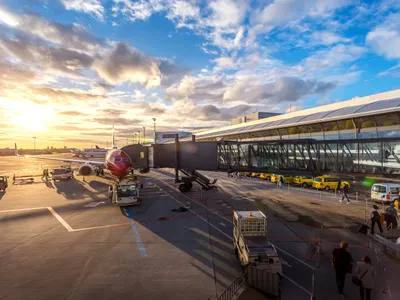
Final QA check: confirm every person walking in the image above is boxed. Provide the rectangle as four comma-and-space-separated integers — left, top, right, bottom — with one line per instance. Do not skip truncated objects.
354, 256, 375, 300
340, 183, 350, 204
277, 175, 283, 188
385, 203, 398, 230
370, 205, 383, 235
332, 241, 353, 299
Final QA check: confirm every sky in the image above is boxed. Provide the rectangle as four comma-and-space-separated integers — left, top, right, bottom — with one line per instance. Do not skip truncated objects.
1, 0, 400, 149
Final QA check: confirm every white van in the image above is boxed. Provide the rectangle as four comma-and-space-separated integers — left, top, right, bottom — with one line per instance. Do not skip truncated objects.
371, 183, 400, 203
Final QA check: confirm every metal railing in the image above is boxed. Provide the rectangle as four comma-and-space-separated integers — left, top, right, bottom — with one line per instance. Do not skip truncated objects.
216, 276, 246, 300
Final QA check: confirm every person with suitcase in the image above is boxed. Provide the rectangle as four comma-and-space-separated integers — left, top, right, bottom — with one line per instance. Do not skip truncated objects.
370, 205, 383, 235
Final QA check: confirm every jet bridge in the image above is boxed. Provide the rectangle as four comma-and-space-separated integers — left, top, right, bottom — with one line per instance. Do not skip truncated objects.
121, 136, 400, 191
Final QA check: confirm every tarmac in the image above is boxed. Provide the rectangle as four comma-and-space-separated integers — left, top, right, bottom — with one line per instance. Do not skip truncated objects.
1, 156, 399, 300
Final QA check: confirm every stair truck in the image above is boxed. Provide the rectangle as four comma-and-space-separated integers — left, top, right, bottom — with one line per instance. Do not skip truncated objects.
233, 210, 282, 276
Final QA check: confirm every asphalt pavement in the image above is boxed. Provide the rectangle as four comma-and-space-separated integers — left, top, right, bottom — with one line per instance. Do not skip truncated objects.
1, 156, 399, 300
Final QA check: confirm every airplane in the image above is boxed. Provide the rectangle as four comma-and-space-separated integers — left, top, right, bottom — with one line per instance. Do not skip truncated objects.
16, 127, 135, 181
71, 146, 108, 158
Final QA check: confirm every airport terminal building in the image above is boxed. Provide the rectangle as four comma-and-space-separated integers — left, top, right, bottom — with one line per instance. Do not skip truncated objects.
185, 89, 400, 142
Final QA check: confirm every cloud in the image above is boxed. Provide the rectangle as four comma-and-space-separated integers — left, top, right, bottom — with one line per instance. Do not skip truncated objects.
61, 0, 104, 21
94, 117, 140, 126
247, 0, 354, 45
51, 125, 83, 131
311, 31, 351, 45
302, 44, 366, 71
223, 76, 337, 103
207, 0, 247, 29
166, 75, 226, 102
58, 111, 88, 116
93, 43, 162, 87
92, 81, 115, 92
98, 109, 125, 116
366, 13, 400, 59
377, 63, 400, 77
0, 7, 104, 53
31, 87, 105, 104
0, 33, 94, 79
0, 58, 37, 86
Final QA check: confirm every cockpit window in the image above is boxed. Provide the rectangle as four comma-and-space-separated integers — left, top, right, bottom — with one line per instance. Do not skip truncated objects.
114, 157, 129, 162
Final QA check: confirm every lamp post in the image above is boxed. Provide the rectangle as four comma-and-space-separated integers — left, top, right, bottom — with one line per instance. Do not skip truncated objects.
33, 137, 36, 150
152, 117, 157, 144
138, 130, 141, 144
142, 126, 146, 145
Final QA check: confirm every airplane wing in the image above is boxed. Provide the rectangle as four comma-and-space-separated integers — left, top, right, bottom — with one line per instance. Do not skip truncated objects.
22, 155, 106, 166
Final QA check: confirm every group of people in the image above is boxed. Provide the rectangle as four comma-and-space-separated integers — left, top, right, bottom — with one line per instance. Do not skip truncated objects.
370, 202, 399, 234
332, 242, 375, 300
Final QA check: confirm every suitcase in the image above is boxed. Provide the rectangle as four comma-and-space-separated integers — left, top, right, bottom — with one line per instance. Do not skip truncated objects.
358, 224, 369, 235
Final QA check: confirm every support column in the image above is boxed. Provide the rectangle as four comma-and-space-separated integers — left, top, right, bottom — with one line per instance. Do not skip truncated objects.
174, 134, 180, 183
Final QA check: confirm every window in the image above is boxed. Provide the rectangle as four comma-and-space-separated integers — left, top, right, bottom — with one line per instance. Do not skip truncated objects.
390, 187, 400, 194
374, 113, 400, 126
372, 185, 386, 193
314, 177, 322, 182
325, 177, 339, 182
322, 121, 338, 132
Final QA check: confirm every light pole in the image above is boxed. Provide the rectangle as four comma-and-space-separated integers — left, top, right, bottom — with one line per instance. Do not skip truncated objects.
138, 130, 141, 144
142, 126, 146, 144
33, 137, 36, 150
152, 117, 157, 144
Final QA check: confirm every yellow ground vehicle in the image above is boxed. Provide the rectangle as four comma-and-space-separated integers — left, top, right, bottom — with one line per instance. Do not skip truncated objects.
312, 176, 350, 191
292, 175, 314, 188
251, 172, 261, 177
240, 172, 251, 177
259, 173, 273, 181
271, 174, 293, 184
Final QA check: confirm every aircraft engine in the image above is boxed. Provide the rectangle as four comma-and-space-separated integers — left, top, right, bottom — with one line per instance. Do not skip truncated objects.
78, 164, 94, 176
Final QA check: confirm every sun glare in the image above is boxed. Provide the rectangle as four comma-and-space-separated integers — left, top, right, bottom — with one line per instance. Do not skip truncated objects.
8, 102, 50, 132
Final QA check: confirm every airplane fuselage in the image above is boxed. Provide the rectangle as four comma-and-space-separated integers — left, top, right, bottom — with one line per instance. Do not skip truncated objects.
105, 149, 131, 178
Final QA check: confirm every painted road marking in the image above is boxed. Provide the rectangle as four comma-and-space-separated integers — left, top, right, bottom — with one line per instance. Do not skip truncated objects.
84, 202, 105, 208
157, 178, 318, 270
125, 208, 147, 257
0, 207, 48, 213
47, 207, 74, 232
157, 178, 232, 223
274, 244, 315, 271
282, 274, 312, 296
154, 182, 233, 241
281, 259, 292, 267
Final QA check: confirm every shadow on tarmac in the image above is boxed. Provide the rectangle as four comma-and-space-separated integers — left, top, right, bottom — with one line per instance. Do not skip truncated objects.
115, 182, 242, 292
53, 179, 106, 201
152, 169, 175, 178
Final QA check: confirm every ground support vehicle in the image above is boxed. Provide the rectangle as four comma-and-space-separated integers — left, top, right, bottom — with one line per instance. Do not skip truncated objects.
108, 179, 140, 206
51, 167, 74, 181
233, 210, 282, 276
0, 176, 8, 192
312, 175, 350, 191
292, 175, 314, 188
371, 183, 400, 203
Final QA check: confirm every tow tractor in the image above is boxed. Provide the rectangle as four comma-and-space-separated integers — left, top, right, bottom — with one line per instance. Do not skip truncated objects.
108, 176, 141, 206
233, 210, 282, 276
0, 176, 8, 192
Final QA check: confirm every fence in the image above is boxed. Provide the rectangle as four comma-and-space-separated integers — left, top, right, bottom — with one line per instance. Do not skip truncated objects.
216, 276, 245, 300
246, 265, 281, 297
